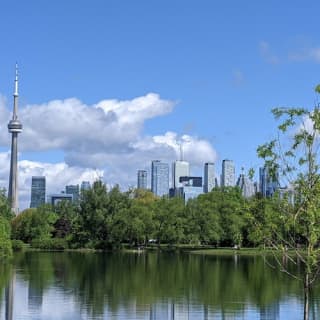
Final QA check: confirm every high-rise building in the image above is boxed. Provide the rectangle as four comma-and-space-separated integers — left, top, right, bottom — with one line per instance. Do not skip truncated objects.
259, 167, 279, 197
48, 193, 73, 206
137, 170, 147, 189
221, 159, 235, 187
30, 176, 46, 208
8, 64, 23, 215
179, 176, 202, 187
236, 173, 255, 198
177, 176, 203, 202
81, 181, 91, 191
151, 160, 169, 197
66, 184, 80, 203
204, 162, 215, 193
172, 161, 190, 189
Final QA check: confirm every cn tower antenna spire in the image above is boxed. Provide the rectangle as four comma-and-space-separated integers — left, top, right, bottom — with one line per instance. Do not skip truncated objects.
13, 63, 19, 119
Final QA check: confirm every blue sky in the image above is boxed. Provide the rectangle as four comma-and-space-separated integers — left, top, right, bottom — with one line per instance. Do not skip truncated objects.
0, 1, 319, 206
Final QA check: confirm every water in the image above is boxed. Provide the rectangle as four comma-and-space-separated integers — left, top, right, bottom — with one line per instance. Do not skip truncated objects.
0, 251, 319, 319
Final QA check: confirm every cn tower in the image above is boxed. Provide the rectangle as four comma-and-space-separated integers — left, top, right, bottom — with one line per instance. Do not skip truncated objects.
8, 64, 23, 215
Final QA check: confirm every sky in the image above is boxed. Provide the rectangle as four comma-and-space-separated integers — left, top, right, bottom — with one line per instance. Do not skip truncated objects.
0, 0, 320, 209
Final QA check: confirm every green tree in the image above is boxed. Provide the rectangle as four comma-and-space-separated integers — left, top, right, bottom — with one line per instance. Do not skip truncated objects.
185, 194, 221, 245
52, 200, 77, 239
245, 195, 285, 248
0, 217, 12, 259
257, 86, 320, 320
71, 182, 132, 249
11, 206, 57, 243
72, 180, 109, 248
154, 197, 185, 245
123, 189, 157, 245
0, 189, 13, 221
0, 190, 12, 258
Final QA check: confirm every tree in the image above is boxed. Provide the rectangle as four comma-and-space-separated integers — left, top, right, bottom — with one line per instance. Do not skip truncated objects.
257, 86, 320, 320
154, 197, 185, 245
52, 200, 77, 238
245, 195, 285, 248
124, 190, 157, 245
0, 217, 12, 259
0, 190, 12, 258
72, 180, 110, 248
185, 194, 221, 245
11, 206, 57, 243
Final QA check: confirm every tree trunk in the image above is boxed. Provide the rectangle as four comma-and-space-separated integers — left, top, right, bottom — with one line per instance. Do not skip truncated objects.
304, 273, 309, 320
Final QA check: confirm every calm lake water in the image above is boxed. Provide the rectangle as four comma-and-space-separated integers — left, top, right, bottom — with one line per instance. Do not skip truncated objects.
0, 251, 319, 319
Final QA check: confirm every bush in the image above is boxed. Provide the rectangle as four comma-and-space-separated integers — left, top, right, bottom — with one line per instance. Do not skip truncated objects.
31, 238, 68, 250
0, 217, 12, 259
11, 239, 26, 252
0, 239, 12, 259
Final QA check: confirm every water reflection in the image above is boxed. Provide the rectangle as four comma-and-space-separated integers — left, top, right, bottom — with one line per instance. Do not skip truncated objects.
0, 252, 319, 319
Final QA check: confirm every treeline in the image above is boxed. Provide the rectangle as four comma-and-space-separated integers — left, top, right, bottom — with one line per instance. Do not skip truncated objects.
0, 190, 14, 258
0, 180, 294, 253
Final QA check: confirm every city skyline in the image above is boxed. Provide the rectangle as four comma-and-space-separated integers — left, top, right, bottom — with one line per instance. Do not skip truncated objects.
0, 1, 320, 209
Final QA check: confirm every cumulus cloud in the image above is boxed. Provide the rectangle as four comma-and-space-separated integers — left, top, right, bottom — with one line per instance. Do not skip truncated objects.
0, 153, 102, 210
0, 93, 175, 153
0, 93, 218, 209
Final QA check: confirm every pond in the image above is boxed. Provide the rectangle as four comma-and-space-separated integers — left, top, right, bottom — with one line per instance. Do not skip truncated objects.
0, 251, 319, 319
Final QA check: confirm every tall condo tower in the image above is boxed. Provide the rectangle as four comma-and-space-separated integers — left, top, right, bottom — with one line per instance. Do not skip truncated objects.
137, 170, 148, 189
172, 161, 190, 189
151, 160, 169, 197
204, 162, 215, 193
30, 176, 46, 208
8, 64, 23, 215
221, 159, 235, 187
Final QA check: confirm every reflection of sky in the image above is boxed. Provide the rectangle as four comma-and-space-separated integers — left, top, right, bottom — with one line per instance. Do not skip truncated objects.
0, 275, 311, 320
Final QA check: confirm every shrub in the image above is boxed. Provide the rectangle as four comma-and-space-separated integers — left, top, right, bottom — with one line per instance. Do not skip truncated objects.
0, 239, 12, 259
0, 217, 12, 259
11, 239, 26, 252
31, 238, 68, 250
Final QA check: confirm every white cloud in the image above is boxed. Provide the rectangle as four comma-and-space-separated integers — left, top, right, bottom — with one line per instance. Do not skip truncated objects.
259, 41, 280, 65
0, 93, 218, 209
0, 154, 102, 210
0, 93, 175, 153
289, 47, 320, 63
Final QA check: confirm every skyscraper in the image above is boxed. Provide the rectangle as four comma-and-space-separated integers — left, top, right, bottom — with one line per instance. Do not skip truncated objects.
204, 162, 215, 193
236, 173, 255, 198
151, 160, 169, 197
221, 159, 235, 187
81, 181, 91, 191
66, 184, 80, 203
172, 160, 190, 189
30, 176, 46, 208
137, 170, 147, 189
8, 64, 23, 215
259, 166, 279, 197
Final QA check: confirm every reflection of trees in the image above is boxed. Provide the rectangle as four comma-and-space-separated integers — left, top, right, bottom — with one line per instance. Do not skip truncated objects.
11, 252, 320, 318
0, 263, 11, 317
